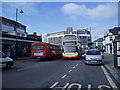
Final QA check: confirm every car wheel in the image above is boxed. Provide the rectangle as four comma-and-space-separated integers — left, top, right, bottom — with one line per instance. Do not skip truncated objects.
6, 63, 11, 69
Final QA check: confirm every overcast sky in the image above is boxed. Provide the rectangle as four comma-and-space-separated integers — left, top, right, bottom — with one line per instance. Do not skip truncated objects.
1, 1, 118, 41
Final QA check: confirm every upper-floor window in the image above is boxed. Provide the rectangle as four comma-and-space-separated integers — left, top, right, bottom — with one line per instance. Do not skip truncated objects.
109, 36, 113, 41
21, 34, 25, 37
16, 25, 26, 30
2, 20, 14, 27
17, 33, 20, 36
72, 31, 77, 34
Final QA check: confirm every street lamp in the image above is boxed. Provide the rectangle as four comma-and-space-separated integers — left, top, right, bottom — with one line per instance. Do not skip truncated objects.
15, 8, 24, 60
16, 9, 24, 22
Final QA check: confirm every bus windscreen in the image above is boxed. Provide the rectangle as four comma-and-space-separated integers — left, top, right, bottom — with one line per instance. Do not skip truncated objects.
63, 35, 76, 41
63, 41, 77, 45
63, 46, 78, 52
32, 44, 44, 50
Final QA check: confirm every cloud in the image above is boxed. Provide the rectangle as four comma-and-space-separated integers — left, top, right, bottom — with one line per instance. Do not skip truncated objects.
2, 2, 38, 16
61, 3, 118, 19
2, 0, 119, 2
84, 23, 116, 41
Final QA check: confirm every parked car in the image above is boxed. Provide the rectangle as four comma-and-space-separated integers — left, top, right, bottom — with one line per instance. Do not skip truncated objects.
0, 51, 13, 68
85, 49, 103, 65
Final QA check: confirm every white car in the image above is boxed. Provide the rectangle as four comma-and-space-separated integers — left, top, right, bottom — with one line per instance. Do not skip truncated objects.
85, 49, 103, 65
0, 51, 13, 68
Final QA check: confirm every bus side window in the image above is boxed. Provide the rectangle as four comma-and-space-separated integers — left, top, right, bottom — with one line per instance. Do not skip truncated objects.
47, 45, 49, 50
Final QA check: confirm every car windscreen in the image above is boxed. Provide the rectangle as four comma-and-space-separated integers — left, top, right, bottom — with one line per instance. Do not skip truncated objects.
32, 44, 44, 50
86, 50, 101, 55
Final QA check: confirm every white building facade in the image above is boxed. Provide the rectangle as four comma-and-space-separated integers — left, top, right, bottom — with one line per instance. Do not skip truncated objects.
72, 30, 91, 50
45, 28, 91, 50
46, 32, 65, 46
103, 27, 119, 54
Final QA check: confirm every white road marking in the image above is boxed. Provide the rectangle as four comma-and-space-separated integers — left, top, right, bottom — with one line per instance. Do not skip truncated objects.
63, 83, 69, 88
62, 75, 67, 79
50, 82, 59, 88
67, 83, 82, 90
98, 85, 111, 89
55, 83, 70, 89
73, 66, 76, 69
88, 84, 92, 90
101, 66, 118, 89
76, 64, 79, 66
68, 70, 72, 73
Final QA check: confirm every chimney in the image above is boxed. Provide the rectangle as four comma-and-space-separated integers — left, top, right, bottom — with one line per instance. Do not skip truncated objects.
67, 27, 73, 34
33, 32, 37, 36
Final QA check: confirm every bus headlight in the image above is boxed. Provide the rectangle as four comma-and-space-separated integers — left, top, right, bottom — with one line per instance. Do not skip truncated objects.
62, 53, 65, 55
74, 53, 78, 56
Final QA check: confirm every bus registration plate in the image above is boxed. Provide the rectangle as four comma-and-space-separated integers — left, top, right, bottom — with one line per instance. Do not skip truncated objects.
34, 52, 43, 55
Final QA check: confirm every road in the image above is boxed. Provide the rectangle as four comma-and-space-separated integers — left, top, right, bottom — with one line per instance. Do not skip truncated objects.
2, 58, 119, 89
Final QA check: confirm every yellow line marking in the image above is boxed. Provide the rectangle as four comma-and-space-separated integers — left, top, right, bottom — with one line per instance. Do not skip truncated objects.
50, 82, 59, 88
68, 70, 72, 73
73, 66, 76, 69
62, 75, 67, 79
101, 66, 118, 89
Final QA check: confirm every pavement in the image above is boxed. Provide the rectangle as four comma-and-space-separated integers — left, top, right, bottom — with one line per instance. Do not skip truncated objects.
13, 56, 35, 61
103, 53, 120, 85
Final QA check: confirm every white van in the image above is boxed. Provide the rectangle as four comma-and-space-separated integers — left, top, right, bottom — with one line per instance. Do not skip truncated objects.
85, 49, 103, 65
0, 51, 13, 68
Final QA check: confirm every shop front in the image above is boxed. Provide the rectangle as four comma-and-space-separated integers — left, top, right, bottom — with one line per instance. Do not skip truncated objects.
1, 34, 40, 59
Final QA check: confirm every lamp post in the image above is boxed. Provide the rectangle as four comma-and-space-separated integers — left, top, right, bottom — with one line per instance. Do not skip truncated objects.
15, 8, 23, 60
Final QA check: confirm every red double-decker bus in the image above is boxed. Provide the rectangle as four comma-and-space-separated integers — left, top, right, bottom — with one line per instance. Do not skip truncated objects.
31, 42, 62, 60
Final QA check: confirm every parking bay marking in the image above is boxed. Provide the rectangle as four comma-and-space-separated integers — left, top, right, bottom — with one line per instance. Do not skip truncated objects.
101, 66, 118, 89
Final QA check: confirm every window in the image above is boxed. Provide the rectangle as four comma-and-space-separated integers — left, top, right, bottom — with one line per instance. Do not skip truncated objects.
32, 44, 44, 50
63, 35, 76, 41
72, 31, 77, 34
63, 46, 78, 52
87, 50, 100, 55
17, 33, 20, 36
21, 34, 25, 37
110, 36, 113, 41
